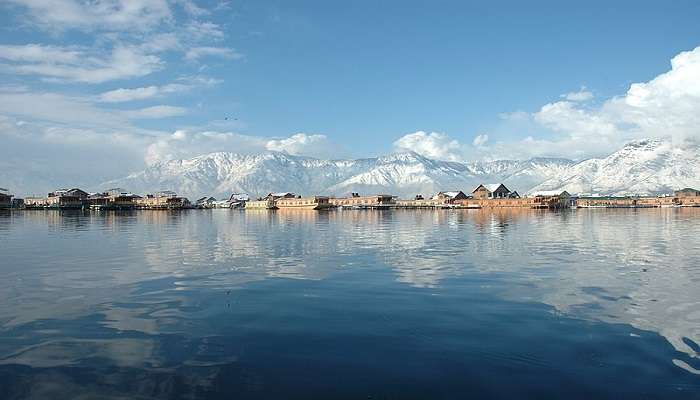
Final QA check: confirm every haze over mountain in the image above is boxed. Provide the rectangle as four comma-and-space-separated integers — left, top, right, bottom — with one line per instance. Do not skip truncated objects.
102, 137, 699, 199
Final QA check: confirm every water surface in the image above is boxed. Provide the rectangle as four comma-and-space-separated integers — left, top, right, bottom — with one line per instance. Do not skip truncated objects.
1, 209, 699, 399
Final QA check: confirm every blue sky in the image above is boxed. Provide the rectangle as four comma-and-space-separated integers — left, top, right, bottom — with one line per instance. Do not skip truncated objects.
1, 0, 700, 192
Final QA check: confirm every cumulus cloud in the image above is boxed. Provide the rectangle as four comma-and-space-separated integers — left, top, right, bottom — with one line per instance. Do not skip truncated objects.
185, 46, 243, 61
511, 45, 700, 159
0, 44, 163, 83
393, 131, 468, 161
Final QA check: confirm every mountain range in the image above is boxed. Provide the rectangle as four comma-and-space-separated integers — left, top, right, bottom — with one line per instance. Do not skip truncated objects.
102, 137, 700, 199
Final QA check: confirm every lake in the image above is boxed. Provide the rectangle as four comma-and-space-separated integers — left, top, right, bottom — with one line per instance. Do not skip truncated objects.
1, 208, 699, 399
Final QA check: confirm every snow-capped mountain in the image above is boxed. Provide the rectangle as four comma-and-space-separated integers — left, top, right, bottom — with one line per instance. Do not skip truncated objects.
102, 137, 700, 199
530, 138, 700, 196
102, 151, 574, 199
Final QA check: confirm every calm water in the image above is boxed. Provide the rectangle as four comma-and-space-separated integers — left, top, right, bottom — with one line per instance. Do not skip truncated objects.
1, 208, 700, 399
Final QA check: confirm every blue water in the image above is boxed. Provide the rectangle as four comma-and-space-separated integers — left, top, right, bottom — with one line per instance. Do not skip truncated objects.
1, 209, 699, 399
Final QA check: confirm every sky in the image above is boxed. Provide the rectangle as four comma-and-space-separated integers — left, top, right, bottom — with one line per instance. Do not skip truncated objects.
1, 0, 700, 194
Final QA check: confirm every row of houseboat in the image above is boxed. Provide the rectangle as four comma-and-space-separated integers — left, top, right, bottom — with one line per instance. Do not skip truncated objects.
2, 185, 700, 211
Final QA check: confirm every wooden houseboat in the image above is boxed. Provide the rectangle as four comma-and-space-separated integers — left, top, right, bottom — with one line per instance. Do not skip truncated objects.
329, 193, 396, 208
276, 196, 332, 210
245, 199, 278, 209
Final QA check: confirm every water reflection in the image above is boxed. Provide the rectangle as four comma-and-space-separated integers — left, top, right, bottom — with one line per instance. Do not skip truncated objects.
1, 208, 700, 397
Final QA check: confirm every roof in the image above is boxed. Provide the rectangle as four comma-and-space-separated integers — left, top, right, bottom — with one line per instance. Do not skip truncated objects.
271, 192, 294, 197
529, 190, 570, 197
473, 183, 509, 193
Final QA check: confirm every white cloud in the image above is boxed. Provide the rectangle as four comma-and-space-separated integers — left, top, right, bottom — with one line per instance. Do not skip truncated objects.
5, 0, 173, 32
144, 131, 338, 165
0, 44, 163, 83
393, 131, 467, 161
472, 134, 489, 147
0, 43, 82, 63
186, 21, 224, 40
185, 46, 242, 61
145, 130, 267, 164
0, 88, 129, 128
265, 133, 333, 157
99, 83, 190, 102
515, 45, 700, 158
561, 87, 594, 102
125, 105, 187, 119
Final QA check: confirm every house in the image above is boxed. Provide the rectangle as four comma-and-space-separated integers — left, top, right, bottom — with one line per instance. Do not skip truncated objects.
0, 188, 12, 209
675, 188, 700, 197
472, 184, 512, 199
432, 191, 469, 203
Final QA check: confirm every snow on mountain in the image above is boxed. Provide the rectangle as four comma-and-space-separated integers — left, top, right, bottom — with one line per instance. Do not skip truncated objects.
102, 137, 699, 199
530, 138, 700, 196
102, 151, 575, 199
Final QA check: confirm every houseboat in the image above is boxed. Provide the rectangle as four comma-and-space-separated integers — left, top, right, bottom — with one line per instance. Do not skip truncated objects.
245, 199, 278, 209
329, 193, 396, 208
276, 196, 332, 210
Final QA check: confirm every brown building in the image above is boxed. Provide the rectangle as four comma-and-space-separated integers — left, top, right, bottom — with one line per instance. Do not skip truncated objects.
472, 184, 512, 199
329, 194, 396, 208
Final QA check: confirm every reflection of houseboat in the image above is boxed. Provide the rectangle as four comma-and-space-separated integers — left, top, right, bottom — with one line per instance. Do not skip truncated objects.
245, 199, 278, 209
276, 196, 332, 210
